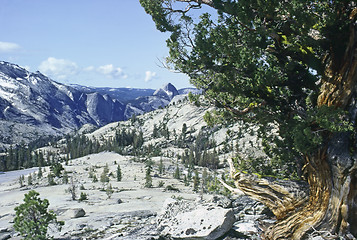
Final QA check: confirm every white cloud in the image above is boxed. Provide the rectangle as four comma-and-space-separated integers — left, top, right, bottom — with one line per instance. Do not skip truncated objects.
97, 64, 125, 79
38, 57, 79, 80
145, 71, 157, 82
38, 59, 127, 82
84, 66, 95, 71
0, 41, 20, 52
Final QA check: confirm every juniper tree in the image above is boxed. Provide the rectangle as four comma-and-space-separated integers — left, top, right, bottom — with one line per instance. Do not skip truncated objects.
141, 1, 357, 238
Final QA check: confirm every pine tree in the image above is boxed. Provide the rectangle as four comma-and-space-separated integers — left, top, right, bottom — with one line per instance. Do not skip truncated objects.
144, 160, 153, 188
14, 190, 64, 240
47, 173, 56, 186
100, 164, 110, 183
174, 164, 180, 180
68, 177, 77, 201
27, 174, 32, 186
19, 175, 25, 187
158, 157, 164, 175
116, 164, 122, 182
193, 170, 200, 192
79, 192, 88, 202
202, 168, 208, 193
62, 171, 69, 184
38, 167, 43, 179
106, 184, 114, 199
92, 175, 98, 183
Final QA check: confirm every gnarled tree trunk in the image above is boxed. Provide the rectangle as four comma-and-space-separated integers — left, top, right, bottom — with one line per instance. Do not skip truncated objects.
227, 12, 357, 240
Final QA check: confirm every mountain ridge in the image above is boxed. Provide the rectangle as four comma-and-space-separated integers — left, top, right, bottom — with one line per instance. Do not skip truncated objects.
0, 61, 200, 148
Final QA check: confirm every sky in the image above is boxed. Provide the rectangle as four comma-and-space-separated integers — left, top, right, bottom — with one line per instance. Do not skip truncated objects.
0, 0, 192, 89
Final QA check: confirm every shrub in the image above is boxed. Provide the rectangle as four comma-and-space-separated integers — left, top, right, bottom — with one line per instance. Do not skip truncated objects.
79, 192, 88, 202
165, 185, 180, 192
158, 180, 165, 188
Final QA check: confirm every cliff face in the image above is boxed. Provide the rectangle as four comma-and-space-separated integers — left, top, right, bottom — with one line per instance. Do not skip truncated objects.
0, 61, 200, 148
0, 61, 125, 147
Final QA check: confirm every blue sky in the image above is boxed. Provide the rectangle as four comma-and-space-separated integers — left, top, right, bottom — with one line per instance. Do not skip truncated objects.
0, 0, 192, 89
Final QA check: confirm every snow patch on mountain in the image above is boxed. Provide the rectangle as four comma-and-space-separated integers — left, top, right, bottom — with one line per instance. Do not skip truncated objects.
0, 61, 202, 148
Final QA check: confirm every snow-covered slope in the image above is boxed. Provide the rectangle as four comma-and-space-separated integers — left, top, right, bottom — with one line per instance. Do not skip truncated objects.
0, 61, 125, 148
0, 61, 201, 148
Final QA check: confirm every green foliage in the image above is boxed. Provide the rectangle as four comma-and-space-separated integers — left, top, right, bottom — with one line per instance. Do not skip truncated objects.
68, 177, 77, 200
27, 174, 33, 186
92, 175, 98, 183
106, 184, 114, 199
140, 0, 356, 179
79, 192, 88, 202
193, 170, 200, 192
144, 159, 153, 188
188, 92, 200, 106
174, 164, 181, 180
19, 175, 25, 187
100, 164, 110, 183
0, 135, 61, 172
50, 162, 64, 178
14, 190, 64, 240
38, 167, 43, 179
158, 180, 165, 188
116, 164, 122, 181
62, 171, 69, 184
47, 173, 56, 186
165, 184, 180, 192
182, 123, 187, 135
158, 157, 164, 175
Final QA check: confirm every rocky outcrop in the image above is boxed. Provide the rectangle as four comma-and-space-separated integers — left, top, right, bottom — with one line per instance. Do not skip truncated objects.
153, 83, 179, 100
65, 208, 86, 218
231, 195, 274, 239
157, 198, 236, 239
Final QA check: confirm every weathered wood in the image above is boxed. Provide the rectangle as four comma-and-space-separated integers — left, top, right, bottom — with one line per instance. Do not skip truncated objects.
221, 10, 357, 239
317, 9, 357, 108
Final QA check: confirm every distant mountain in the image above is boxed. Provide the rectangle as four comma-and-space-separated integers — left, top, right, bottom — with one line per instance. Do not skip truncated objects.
70, 84, 155, 104
0, 61, 125, 148
123, 83, 179, 118
0, 61, 201, 148
72, 83, 198, 119
153, 82, 179, 100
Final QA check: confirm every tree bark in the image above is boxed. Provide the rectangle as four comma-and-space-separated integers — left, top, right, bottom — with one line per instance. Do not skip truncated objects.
174, 1, 357, 238
226, 10, 357, 240
228, 145, 357, 239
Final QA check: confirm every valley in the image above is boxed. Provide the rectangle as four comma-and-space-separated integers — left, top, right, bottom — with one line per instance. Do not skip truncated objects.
0, 61, 199, 150
0, 85, 268, 239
